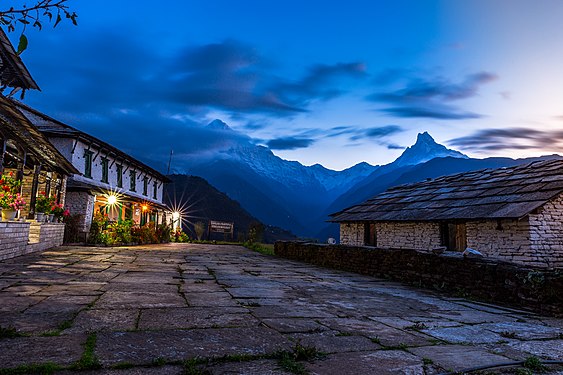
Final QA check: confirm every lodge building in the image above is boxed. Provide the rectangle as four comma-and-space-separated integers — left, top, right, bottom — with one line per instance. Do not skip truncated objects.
331, 159, 563, 268
15, 102, 172, 241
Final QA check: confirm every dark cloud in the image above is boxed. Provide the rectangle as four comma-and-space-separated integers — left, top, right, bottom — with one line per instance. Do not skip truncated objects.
365, 125, 403, 138
382, 106, 481, 119
448, 127, 563, 152
271, 63, 366, 106
387, 143, 404, 150
368, 71, 497, 120
267, 137, 315, 150
21, 31, 370, 170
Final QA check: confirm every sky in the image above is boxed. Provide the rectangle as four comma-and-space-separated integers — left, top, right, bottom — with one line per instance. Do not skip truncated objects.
10, 0, 563, 171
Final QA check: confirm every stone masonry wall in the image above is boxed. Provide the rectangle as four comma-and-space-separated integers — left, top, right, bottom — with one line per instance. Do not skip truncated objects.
0, 222, 65, 261
65, 190, 95, 235
275, 242, 563, 316
466, 219, 541, 267
0, 222, 30, 260
339, 223, 364, 246
529, 194, 563, 268
376, 222, 441, 251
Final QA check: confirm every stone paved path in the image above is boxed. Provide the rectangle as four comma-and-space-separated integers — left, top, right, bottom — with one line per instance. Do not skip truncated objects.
0, 243, 562, 374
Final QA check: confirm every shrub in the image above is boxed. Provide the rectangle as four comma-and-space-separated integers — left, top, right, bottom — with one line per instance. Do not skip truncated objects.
88, 213, 109, 244
156, 223, 171, 243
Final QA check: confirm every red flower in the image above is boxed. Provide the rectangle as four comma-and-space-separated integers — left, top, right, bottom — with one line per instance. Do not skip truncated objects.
3, 186, 9, 192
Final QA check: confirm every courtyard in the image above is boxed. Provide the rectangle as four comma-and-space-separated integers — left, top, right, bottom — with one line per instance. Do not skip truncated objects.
0, 243, 562, 374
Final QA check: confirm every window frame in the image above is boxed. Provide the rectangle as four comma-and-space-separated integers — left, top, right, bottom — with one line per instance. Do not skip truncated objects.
129, 170, 136, 192
83, 150, 93, 179
101, 157, 109, 183
116, 164, 123, 188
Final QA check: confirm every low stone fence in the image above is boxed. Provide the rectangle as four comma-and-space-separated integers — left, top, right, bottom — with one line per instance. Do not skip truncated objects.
274, 242, 563, 316
0, 222, 65, 261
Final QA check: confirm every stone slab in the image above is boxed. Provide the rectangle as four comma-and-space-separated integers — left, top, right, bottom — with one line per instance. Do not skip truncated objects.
96, 327, 291, 366
0, 334, 86, 367
410, 344, 510, 372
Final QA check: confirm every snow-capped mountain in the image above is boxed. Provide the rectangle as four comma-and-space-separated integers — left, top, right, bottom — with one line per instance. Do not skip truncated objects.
178, 121, 471, 236
392, 131, 468, 168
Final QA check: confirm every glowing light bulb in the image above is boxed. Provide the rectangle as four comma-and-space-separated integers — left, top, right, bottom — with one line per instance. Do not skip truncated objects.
107, 195, 117, 205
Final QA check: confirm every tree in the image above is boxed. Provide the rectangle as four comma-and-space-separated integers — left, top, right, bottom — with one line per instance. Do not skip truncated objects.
0, 1, 77, 53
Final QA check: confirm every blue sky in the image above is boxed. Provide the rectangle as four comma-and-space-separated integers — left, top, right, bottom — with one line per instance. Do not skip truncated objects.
12, 0, 563, 170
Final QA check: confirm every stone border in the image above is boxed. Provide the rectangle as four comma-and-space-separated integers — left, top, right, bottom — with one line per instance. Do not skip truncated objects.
274, 242, 563, 316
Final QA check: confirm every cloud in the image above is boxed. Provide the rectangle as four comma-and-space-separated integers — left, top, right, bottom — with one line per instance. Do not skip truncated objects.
21, 31, 370, 170
267, 137, 315, 150
382, 105, 481, 119
448, 127, 563, 151
271, 62, 367, 106
365, 125, 403, 138
368, 71, 497, 120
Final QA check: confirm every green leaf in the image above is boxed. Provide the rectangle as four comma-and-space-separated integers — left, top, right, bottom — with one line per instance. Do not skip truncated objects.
54, 14, 62, 28
16, 34, 28, 55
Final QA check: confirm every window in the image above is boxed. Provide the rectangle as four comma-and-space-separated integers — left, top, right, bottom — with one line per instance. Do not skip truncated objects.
83, 150, 93, 178
129, 170, 136, 191
143, 176, 148, 196
153, 181, 158, 199
101, 157, 109, 183
440, 222, 467, 251
363, 222, 377, 246
116, 165, 123, 188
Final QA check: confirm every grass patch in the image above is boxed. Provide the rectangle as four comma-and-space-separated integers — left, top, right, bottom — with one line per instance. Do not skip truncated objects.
150, 357, 167, 367
274, 342, 325, 375
0, 363, 61, 375
0, 326, 23, 339
112, 362, 135, 369
70, 332, 101, 370
523, 356, 547, 373
335, 332, 353, 337
370, 337, 381, 344
182, 357, 209, 375
243, 242, 275, 256
422, 357, 434, 365
381, 343, 409, 351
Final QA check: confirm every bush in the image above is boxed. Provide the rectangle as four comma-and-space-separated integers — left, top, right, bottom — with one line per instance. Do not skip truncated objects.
156, 223, 171, 243
172, 229, 189, 242
88, 213, 109, 244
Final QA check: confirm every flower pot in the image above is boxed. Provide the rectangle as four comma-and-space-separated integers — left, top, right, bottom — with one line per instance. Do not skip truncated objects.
48, 214, 55, 223
36, 212, 45, 222
1, 209, 17, 221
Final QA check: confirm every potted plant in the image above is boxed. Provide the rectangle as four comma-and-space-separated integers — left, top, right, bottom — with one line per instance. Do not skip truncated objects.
35, 192, 54, 222
51, 203, 70, 222
0, 172, 24, 221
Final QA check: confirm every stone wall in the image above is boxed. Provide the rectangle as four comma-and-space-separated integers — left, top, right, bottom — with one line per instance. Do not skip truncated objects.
0, 222, 65, 260
65, 190, 95, 236
274, 242, 563, 316
529, 194, 563, 268
0, 222, 30, 260
465, 219, 542, 267
339, 223, 364, 246
376, 222, 441, 250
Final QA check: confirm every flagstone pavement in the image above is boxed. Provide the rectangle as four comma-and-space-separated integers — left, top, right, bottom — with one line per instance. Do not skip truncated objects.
0, 243, 562, 374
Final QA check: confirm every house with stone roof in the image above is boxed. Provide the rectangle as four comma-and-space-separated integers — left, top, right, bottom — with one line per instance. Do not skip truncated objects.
13, 101, 173, 242
330, 159, 563, 268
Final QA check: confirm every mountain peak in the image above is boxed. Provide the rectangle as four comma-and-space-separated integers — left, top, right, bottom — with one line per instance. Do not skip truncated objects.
392, 132, 468, 168
416, 131, 434, 144
207, 119, 232, 131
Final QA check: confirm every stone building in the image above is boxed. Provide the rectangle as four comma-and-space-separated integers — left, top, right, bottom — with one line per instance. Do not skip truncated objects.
0, 30, 78, 260
330, 159, 563, 268
14, 102, 172, 241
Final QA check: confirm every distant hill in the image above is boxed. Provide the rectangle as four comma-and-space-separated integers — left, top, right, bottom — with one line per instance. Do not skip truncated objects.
163, 174, 296, 243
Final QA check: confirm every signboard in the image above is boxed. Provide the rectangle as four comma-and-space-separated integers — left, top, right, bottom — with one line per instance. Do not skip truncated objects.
208, 220, 235, 239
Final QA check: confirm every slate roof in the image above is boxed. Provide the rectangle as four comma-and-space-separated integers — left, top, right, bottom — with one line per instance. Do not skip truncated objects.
330, 159, 563, 222
0, 96, 78, 175
0, 29, 39, 91
12, 99, 170, 183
